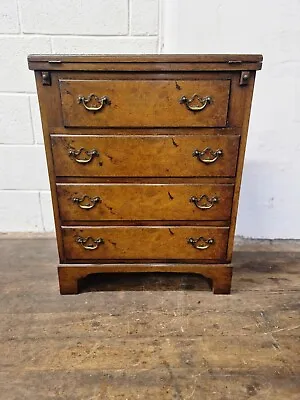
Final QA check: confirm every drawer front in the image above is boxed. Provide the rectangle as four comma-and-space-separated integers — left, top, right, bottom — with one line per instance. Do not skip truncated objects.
59, 79, 230, 128
57, 183, 234, 221
52, 135, 240, 177
62, 226, 229, 261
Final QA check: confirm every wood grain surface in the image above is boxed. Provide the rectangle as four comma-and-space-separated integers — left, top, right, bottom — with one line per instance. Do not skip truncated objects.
28, 53, 263, 72
28, 53, 263, 63
60, 79, 230, 127
62, 226, 229, 261
57, 183, 234, 222
52, 134, 240, 178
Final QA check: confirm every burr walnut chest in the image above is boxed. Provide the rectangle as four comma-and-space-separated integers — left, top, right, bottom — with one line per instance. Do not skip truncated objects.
28, 54, 262, 295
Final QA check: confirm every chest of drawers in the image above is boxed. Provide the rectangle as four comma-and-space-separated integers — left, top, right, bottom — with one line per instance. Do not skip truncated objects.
28, 54, 262, 295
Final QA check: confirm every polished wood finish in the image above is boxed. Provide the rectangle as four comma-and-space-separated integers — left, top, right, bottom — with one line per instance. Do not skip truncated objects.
58, 263, 232, 295
28, 54, 263, 63
52, 134, 240, 178
33, 72, 247, 130
57, 183, 234, 222
62, 226, 229, 262
49, 127, 240, 136
29, 54, 262, 295
60, 79, 230, 127
28, 54, 263, 72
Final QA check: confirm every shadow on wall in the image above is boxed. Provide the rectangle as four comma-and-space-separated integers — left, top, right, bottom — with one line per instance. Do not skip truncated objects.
236, 159, 296, 239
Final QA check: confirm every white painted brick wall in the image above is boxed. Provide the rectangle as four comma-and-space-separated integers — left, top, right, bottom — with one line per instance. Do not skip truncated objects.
51, 36, 158, 54
0, 146, 49, 190
0, 95, 34, 144
0, 0, 160, 232
0, 0, 19, 34
1, 0, 298, 239
0, 36, 52, 92
29, 95, 44, 144
130, 0, 159, 35
19, 0, 129, 35
162, 0, 300, 239
0, 191, 44, 232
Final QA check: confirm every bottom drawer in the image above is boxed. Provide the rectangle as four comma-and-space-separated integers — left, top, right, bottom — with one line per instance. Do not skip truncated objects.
62, 226, 229, 262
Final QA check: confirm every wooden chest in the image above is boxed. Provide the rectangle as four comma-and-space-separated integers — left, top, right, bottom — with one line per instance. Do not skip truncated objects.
28, 54, 262, 294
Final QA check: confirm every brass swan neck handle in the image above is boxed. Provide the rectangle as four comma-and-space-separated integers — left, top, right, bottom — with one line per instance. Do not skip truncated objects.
180, 94, 212, 111
78, 93, 111, 112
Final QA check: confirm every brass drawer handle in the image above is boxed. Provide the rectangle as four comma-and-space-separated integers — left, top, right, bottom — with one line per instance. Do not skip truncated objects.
72, 195, 101, 210
76, 236, 104, 251
190, 195, 219, 210
179, 94, 212, 111
68, 147, 99, 164
187, 237, 214, 250
193, 147, 223, 164
78, 93, 111, 112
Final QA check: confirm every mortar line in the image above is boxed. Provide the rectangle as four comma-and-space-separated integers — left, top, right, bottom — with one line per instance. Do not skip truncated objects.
0, 33, 157, 38
38, 191, 46, 232
15, 0, 22, 34
158, 0, 163, 53
27, 95, 36, 144
128, 0, 131, 36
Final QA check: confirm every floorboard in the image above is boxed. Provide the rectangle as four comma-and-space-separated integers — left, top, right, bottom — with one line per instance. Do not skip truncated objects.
0, 237, 299, 399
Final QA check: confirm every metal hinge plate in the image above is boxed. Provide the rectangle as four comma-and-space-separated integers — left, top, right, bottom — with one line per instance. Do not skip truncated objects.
41, 71, 51, 86
228, 60, 242, 64
240, 71, 250, 86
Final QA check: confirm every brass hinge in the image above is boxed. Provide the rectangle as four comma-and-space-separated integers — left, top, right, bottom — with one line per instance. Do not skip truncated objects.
239, 71, 250, 86
48, 60, 62, 64
41, 71, 51, 86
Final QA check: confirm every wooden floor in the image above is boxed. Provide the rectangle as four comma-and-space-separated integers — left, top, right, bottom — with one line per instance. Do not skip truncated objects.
0, 237, 299, 399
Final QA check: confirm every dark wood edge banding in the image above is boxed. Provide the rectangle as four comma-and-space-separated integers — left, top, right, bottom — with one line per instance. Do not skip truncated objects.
28, 54, 263, 63
28, 54, 263, 71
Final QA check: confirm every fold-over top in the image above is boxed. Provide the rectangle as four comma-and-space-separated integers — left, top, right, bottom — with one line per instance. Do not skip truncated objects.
28, 54, 263, 71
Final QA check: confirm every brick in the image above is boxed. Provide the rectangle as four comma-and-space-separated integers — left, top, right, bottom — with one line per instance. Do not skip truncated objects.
29, 95, 43, 144
0, 145, 49, 190
40, 191, 55, 232
131, 0, 158, 35
0, 0, 19, 33
0, 95, 34, 144
0, 191, 43, 232
52, 36, 158, 54
0, 36, 51, 93
236, 161, 299, 239
19, 0, 128, 35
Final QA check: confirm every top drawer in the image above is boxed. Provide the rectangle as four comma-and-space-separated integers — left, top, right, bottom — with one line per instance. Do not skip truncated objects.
59, 79, 230, 128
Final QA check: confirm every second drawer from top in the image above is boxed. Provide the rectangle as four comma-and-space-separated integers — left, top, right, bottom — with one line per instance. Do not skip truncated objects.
52, 134, 240, 178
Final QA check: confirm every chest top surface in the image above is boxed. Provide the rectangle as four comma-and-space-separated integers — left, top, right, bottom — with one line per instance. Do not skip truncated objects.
28, 54, 263, 71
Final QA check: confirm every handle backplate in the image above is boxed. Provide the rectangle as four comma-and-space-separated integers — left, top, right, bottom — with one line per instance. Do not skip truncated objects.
193, 147, 223, 164
187, 236, 214, 250
76, 236, 104, 251
180, 94, 212, 111
68, 147, 99, 164
78, 93, 111, 112
190, 195, 219, 210
72, 195, 101, 210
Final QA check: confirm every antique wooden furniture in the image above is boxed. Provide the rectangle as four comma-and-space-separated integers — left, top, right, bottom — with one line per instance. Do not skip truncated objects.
28, 54, 262, 295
